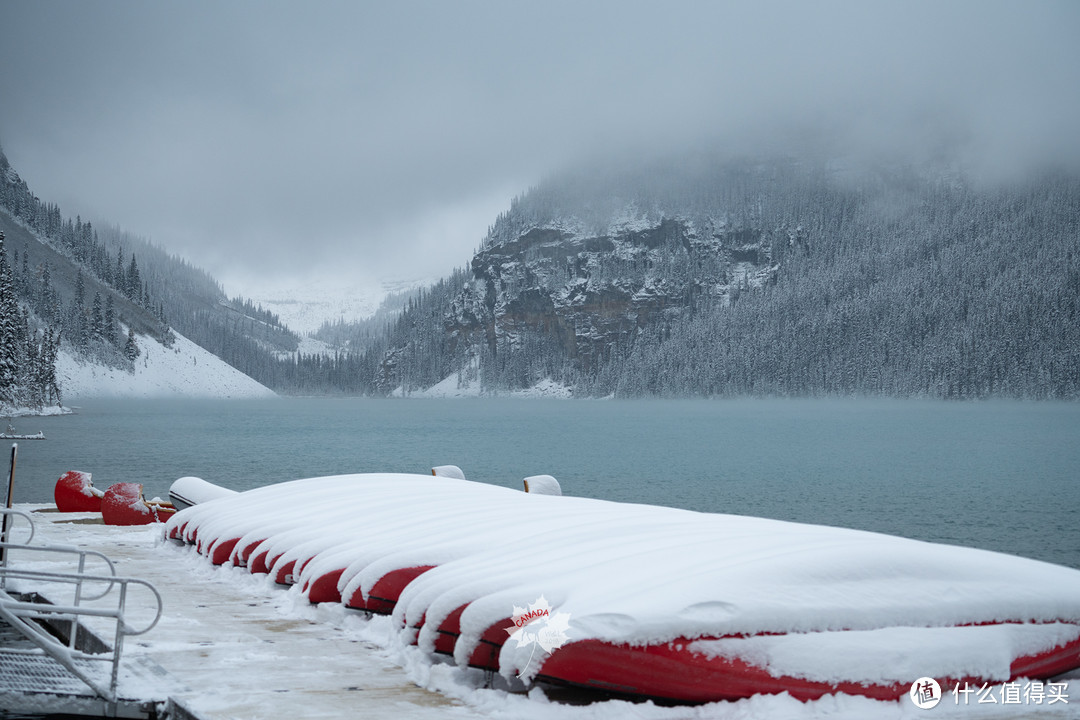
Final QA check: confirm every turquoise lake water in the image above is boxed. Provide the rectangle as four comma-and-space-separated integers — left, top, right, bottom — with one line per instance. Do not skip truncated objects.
6, 397, 1080, 569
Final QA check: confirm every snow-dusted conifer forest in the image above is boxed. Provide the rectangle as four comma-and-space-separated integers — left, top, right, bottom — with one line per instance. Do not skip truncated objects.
336, 157, 1080, 399
4, 144, 1079, 402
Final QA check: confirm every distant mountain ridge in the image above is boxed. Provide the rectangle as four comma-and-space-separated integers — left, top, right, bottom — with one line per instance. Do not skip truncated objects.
4, 141, 1078, 401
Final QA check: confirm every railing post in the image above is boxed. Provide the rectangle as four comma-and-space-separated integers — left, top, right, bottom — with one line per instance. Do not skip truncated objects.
1, 443, 16, 587
111, 582, 128, 698
70, 552, 87, 650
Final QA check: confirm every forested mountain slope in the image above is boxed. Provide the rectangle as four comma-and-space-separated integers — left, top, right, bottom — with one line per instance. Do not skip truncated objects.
1, 145, 297, 407
372, 157, 1080, 399
5, 141, 1077, 402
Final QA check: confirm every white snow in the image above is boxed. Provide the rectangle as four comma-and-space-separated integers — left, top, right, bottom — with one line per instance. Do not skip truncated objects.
514, 378, 572, 399
0, 404, 70, 419
292, 334, 337, 357
690, 623, 1080, 685
607, 204, 658, 236
10, 503, 1079, 720
168, 476, 239, 508
54, 328, 275, 400
406, 369, 571, 399
411, 366, 483, 397
239, 278, 426, 336
168, 474, 1080, 695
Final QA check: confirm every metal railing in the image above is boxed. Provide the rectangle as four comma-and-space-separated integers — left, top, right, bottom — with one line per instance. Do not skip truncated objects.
0, 507, 164, 706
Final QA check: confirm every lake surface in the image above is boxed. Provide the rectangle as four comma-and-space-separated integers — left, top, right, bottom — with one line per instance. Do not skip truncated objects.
6, 397, 1080, 569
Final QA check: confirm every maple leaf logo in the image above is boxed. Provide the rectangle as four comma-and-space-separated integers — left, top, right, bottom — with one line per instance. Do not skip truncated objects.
503, 595, 571, 675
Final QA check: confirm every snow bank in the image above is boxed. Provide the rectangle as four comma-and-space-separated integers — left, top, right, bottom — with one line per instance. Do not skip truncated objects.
0, 404, 70, 418
407, 371, 571, 399
55, 328, 275, 399
512, 378, 572, 399
411, 368, 483, 398
167, 474, 1080, 695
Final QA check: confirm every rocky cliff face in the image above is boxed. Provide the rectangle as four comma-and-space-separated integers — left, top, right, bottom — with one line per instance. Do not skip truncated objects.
444, 209, 784, 373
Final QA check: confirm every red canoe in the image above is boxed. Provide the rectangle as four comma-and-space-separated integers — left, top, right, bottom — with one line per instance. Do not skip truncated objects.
101, 482, 176, 525
53, 470, 104, 512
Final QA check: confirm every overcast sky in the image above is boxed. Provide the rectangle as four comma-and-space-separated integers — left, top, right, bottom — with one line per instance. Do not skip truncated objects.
2, 1, 1078, 298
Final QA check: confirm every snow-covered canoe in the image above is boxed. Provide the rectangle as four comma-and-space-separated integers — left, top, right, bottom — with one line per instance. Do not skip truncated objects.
164, 473, 1080, 703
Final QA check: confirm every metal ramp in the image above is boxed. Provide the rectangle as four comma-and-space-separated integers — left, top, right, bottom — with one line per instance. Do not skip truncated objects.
0, 508, 169, 718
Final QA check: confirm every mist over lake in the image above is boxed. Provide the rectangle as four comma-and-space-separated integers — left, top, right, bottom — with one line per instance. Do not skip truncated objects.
10, 397, 1079, 570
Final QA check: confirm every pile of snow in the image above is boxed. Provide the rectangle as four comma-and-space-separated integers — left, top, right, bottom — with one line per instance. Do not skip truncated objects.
1, 404, 69, 419
169, 473, 1080, 693
55, 329, 274, 400
408, 367, 482, 398
512, 378, 572, 399
404, 371, 571, 399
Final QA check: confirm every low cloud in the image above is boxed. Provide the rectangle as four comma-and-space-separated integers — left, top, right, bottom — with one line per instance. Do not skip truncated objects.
1, 1, 1077, 294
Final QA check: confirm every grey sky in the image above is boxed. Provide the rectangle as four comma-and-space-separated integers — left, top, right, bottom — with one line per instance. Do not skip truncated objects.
2, 1, 1078, 297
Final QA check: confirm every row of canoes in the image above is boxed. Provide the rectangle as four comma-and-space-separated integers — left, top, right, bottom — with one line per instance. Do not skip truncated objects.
160, 472, 1080, 704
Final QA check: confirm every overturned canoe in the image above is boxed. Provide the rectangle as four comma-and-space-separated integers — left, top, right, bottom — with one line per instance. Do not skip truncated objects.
102, 482, 175, 525
169, 476, 239, 511
164, 473, 1080, 703
54, 470, 104, 512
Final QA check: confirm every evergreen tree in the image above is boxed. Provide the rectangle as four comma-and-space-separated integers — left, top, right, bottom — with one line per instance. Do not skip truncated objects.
127, 254, 141, 300
74, 268, 85, 309
0, 232, 20, 404
70, 268, 88, 347
115, 247, 125, 293
39, 327, 61, 405
22, 327, 39, 406
38, 261, 52, 316
124, 327, 140, 361
18, 251, 30, 296
91, 293, 104, 340
104, 293, 117, 346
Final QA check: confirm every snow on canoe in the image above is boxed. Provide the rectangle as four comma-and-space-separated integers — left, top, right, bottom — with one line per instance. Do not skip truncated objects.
169, 475, 239, 510
163, 473, 1080, 703
101, 482, 175, 525
54, 470, 104, 512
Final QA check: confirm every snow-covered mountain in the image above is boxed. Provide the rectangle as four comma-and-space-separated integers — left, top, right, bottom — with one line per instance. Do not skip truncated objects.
238, 278, 425, 336
373, 157, 1080, 399
55, 327, 274, 399
448, 210, 778, 374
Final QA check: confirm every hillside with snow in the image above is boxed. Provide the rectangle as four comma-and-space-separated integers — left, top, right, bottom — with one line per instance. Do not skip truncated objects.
55, 328, 275, 400
370, 160, 1080, 400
